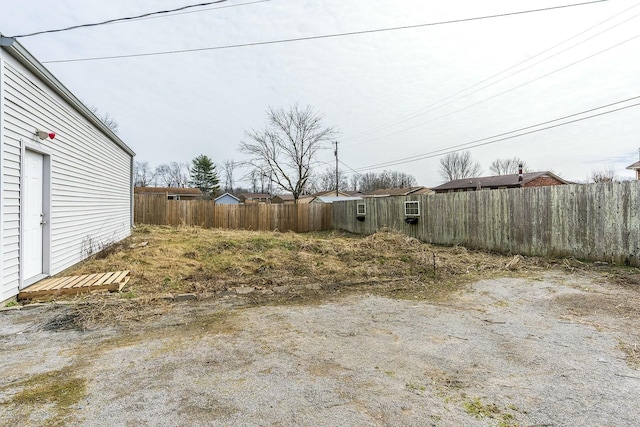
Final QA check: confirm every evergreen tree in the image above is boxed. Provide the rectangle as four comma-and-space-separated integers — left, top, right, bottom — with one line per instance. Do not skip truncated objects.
189, 155, 220, 196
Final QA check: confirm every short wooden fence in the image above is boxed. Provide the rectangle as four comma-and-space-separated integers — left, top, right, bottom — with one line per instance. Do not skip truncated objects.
134, 194, 333, 232
333, 181, 640, 266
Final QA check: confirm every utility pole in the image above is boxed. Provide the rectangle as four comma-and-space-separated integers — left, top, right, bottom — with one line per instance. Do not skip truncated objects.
334, 141, 339, 197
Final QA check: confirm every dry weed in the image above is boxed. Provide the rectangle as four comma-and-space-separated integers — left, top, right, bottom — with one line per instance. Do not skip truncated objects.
56, 225, 638, 317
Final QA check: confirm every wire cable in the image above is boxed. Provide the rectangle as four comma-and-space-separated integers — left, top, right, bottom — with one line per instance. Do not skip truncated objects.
339, 160, 362, 177
40, 0, 607, 64
113, 0, 270, 24
352, 97, 640, 172
355, 95, 640, 170
346, 32, 640, 148
345, 2, 640, 143
8, 0, 231, 38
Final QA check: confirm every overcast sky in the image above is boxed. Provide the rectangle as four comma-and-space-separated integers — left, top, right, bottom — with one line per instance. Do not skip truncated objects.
2, 0, 639, 187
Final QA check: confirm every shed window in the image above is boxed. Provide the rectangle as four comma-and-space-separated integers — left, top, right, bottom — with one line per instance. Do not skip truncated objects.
356, 203, 366, 216
404, 201, 420, 217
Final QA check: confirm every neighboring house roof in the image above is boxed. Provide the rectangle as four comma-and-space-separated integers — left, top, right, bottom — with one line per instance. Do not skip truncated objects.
0, 35, 135, 157
239, 193, 271, 199
135, 187, 202, 196
297, 196, 316, 204
432, 172, 570, 192
626, 161, 640, 170
272, 194, 295, 202
363, 186, 432, 197
311, 196, 363, 203
215, 193, 240, 203
309, 190, 352, 198
273, 191, 353, 203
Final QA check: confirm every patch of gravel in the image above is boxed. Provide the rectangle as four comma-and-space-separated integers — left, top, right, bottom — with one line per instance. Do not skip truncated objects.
1, 272, 639, 426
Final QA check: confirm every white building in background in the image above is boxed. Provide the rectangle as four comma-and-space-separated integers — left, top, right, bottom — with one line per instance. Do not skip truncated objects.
0, 35, 135, 303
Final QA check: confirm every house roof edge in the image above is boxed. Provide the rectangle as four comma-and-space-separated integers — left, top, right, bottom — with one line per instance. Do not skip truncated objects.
0, 35, 135, 157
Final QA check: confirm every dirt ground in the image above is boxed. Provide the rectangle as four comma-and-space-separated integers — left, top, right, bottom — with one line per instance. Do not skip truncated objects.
1, 270, 639, 426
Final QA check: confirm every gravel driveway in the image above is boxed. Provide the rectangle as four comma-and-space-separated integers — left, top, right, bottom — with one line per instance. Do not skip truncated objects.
1, 271, 639, 426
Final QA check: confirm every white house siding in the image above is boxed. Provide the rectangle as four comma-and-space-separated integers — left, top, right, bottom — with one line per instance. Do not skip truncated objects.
1, 47, 133, 300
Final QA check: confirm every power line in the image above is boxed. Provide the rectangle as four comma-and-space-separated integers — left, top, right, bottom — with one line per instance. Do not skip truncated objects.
352, 96, 640, 172
113, 0, 270, 24
339, 160, 362, 177
356, 95, 640, 169
40, 0, 607, 64
8, 0, 232, 38
344, 2, 640, 143
356, 100, 640, 171
346, 32, 640, 147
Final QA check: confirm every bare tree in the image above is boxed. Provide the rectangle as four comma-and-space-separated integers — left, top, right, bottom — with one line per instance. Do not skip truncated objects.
155, 161, 190, 187
87, 104, 119, 134
231, 186, 252, 196
350, 174, 360, 192
133, 160, 154, 187
246, 168, 260, 193
386, 170, 417, 188
356, 172, 380, 193
239, 104, 336, 203
590, 166, 618, 183
307, 167, 349, 194
353, 170, 417, 193
244, 167, 273, 194
489, 157, 531, 175
439, 151, 482, 182
221, 160, 237, 193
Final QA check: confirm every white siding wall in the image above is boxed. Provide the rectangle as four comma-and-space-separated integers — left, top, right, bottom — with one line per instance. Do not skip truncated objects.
1, 54, 132, 300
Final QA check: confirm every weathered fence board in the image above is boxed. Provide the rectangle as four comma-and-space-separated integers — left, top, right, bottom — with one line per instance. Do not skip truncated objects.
333, 181, 640, 266
134, 195, 333, 232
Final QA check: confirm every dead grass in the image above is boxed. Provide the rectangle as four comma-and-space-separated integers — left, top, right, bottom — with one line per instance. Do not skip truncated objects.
59, 225, 533, 299
553, 292, 640, 319
617, 341, 640, 369
3, 369, 87, 426
48, 225, 640, 328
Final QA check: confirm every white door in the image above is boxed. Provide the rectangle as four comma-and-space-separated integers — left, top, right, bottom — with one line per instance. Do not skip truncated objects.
23, 150, 44, 281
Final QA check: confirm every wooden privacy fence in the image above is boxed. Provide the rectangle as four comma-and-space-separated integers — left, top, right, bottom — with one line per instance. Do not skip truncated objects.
333, 181, 640, 266
134, 194, 333, 232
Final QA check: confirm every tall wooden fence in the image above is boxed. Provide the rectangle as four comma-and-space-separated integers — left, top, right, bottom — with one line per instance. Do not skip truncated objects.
332, 181, 640, 266
134, 194, 333, 232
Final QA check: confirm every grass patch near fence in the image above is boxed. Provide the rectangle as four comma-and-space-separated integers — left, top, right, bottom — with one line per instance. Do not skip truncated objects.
58, 225, 534, 302
50, 224, 640, 309
40, 224, 640, 330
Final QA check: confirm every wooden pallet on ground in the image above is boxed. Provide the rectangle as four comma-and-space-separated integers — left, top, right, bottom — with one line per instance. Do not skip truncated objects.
18, 270, 130, 300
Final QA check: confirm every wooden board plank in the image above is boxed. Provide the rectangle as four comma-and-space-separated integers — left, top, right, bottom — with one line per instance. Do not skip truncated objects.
25, 278, 61, 292
40, 277, 70, 288
52, 274, 84, 290
20, 284, 109, 299
80, 272, 116, 288
101, 271, 121, 285
67, 274, 96, 288
71, 273, 100, 288
52, 274, 89, 290
92, 272, 116, 287
116, 276, 130, 292
18, 271, 131, 300
110, 270, 130, 284
25, 275, 74, 292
